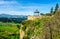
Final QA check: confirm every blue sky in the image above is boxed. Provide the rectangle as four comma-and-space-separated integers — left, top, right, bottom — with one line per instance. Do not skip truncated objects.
0, 0, 60, 15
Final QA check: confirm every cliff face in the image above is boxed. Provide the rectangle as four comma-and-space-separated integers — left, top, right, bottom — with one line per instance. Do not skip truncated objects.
20, 11, 60, 39
41, 11, 60, 39
20, 29, 24, 39
20, 24, 25, 39
20, 17, 50, 39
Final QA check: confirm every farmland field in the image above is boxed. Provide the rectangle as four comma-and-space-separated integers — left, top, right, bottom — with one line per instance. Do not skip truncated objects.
0, 22, 20, 39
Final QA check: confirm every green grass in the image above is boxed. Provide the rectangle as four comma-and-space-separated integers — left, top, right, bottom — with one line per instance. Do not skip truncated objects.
0, 22, 20, 39
0, 26, 18, 33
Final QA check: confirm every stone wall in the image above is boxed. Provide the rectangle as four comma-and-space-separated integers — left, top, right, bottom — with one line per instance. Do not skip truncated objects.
27, 16, 53, 20
27, 16, 42, 20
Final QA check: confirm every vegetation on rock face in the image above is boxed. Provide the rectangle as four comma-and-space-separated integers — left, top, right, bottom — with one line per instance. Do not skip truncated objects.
20, 4, 60, 39
42, 10, 60, 39
21, 17, 51, 39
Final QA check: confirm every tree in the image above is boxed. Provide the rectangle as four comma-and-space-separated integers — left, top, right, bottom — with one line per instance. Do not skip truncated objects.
54, 3, 59, 14
40, 13, 44, 15
50, 7, 53, 15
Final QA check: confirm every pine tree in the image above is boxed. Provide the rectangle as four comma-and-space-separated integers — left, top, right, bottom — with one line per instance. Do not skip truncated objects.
50, 7, 53, 15
54, 3, 59, 14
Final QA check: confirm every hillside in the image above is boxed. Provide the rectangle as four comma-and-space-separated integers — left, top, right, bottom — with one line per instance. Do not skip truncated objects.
0, 14, 27, 18
20, 10, 60, 39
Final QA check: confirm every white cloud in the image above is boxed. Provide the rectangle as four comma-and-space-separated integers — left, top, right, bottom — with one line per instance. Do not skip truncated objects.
0, 0, 57, 15
0, 10, 33, 15
0, 1, 17, 4
0, 0, 21, 10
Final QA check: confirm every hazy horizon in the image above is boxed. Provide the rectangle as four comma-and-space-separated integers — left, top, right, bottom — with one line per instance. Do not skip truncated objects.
0, 0, 60, 15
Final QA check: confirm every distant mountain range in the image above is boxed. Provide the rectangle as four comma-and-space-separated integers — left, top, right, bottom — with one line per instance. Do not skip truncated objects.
0, 14, 28, 23
0, 14, 27, 18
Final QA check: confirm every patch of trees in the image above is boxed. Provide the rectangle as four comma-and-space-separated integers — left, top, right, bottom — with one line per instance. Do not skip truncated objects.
40, 3, 59, 16
0, 18, 27, 23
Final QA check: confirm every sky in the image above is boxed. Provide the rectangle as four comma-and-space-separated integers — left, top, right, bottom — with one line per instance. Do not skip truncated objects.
0, 0, 60, 15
